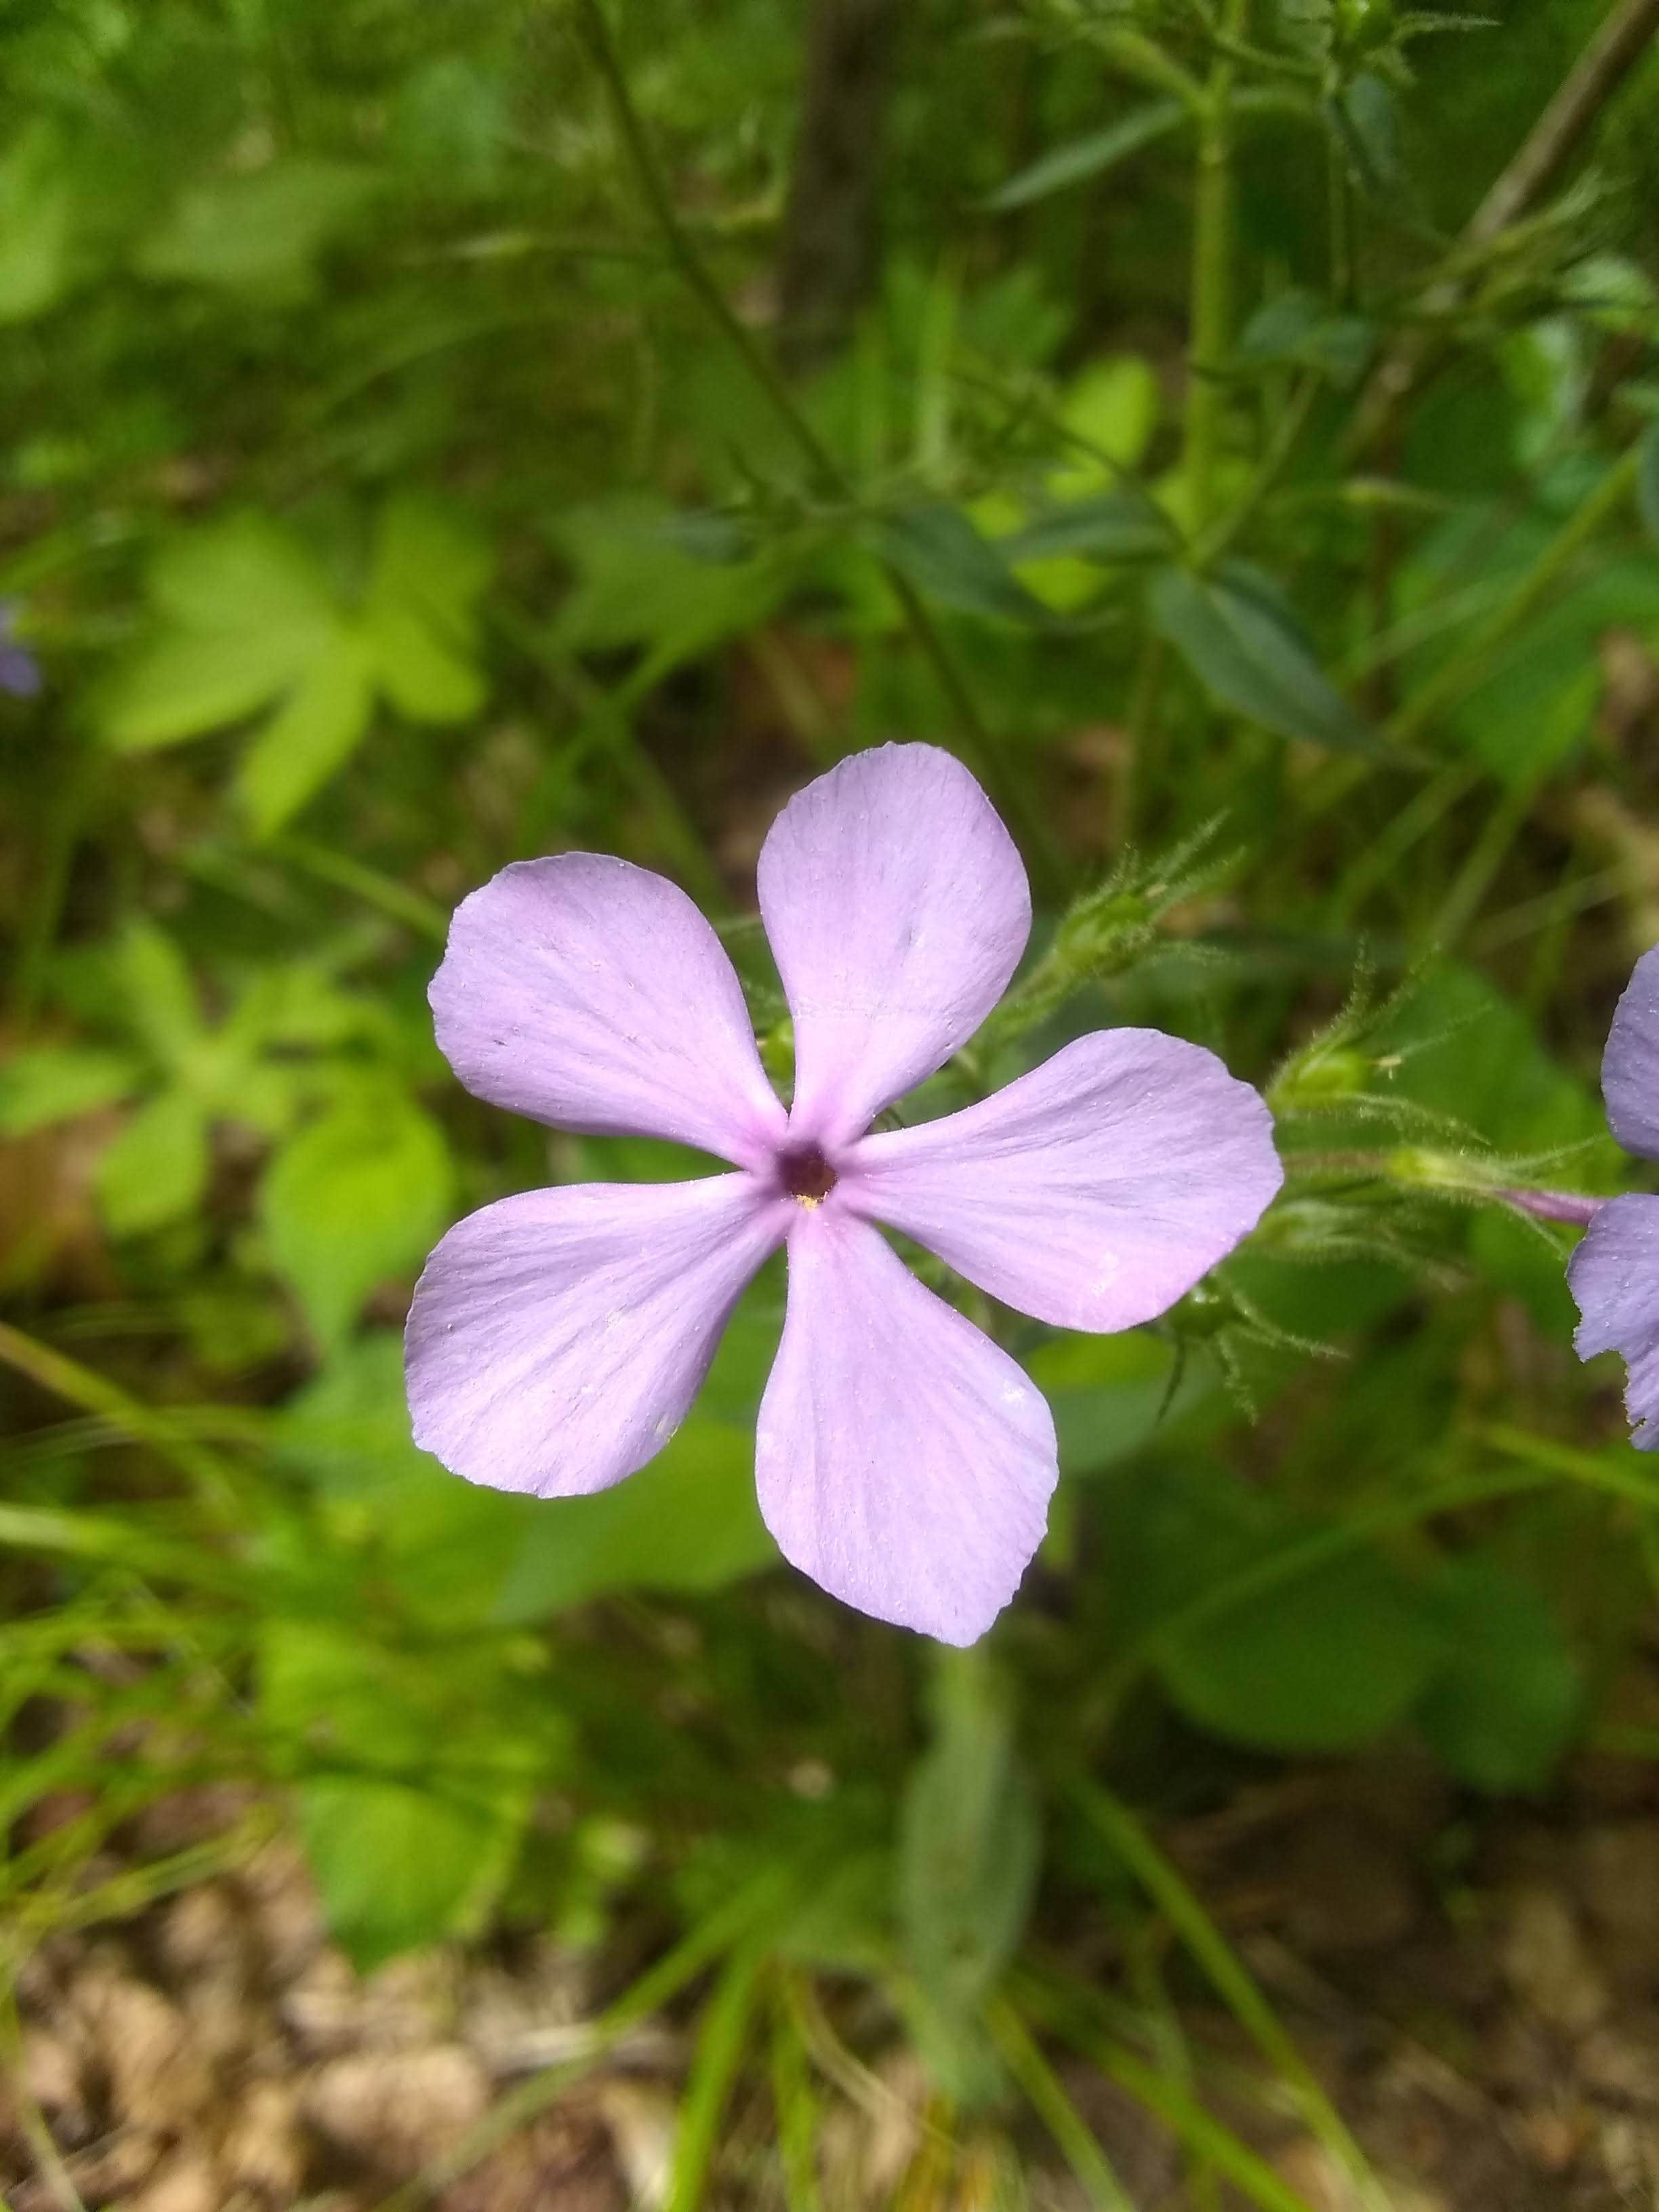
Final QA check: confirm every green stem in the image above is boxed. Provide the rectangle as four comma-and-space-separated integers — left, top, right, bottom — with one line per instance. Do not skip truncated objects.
572, 0, 1060, 882
1389, 440, 1641, 746
1183, 0, 1248, 534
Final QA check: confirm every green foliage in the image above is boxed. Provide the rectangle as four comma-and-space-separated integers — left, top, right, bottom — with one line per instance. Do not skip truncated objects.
100, 497, 491, 833
6, 0, 1659, 2182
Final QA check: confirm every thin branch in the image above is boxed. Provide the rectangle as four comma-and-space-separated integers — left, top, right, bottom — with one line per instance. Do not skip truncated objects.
1347, 0, 1659, 459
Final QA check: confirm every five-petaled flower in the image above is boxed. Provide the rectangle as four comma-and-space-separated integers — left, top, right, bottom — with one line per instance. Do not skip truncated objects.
1571, 944, 1659, 1445
405, 745, 1283, 1642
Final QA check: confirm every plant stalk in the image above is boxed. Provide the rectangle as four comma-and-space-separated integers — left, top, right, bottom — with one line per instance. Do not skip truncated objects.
1182, 0, 1249, 535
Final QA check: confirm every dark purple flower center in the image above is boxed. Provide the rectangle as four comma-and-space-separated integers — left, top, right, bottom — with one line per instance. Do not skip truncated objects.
778, 1143, 837, 1206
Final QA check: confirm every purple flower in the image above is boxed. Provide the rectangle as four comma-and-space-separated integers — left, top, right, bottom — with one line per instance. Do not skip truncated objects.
0, 602, 41, 699
405, 745, 1283, 1641
1570, 945, 1659, 1445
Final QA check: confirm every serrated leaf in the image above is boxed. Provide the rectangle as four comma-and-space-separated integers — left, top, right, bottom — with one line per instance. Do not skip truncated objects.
262, 1087, 453, 1343
94, 1090, 210, 1237
235, 630, 376, 836
361, 494, 490, 724
0, 1048, 143, 1136
878, 504, 1050, 624
137, 158, 377, 298
1415, 1559, 1582, 1793
1150, 563, 1375, 751
985, 99, 1187, 211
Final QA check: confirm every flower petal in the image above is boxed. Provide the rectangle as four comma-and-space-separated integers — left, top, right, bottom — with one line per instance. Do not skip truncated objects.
1569, 1192, 1659, 1448
844, 1029, 1282, 1331
757, 745, 1030, 1146
1603, 945, 1659, 1160
407, 1174, 790, 1495
430, 855, 787, 1168
755, 1208, 1057, 1643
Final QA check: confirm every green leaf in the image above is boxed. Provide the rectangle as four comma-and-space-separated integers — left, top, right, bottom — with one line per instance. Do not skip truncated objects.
551, 494, 788, 668
999, 494, 1174, 567
1240, 293, 1373, 388
1159, 1548, 1445, 1755
94, 1090, 210, 1237
137, 159, 377, 298
985, 100, 1188, 210
0, 122, 79, 324
898, 1657, 1040, 2099
878, 504, 1050, 625
1149, 564, 1375, 752
100, 515, 339, 753
264, 1618, 538, 1968
1415, 1559, 1582, 1793
116, 921, 203, 1061
490, 1419, 777, 1622
296, 1776, 527, 1971
262, 1087, 454, 1344
361, 493, 491, 724
1026, 1330, 1218, 1475
235, 630, 377, 836
0, 1048, 143, 1136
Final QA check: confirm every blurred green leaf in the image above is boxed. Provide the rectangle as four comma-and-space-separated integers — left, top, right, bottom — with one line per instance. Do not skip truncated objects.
362, 493, 492, 722
137, 158, 378, 298
265, 1618, 539, 1967
878, 504, 1050, 624
296, 1776, 527, 1971
0, 1047, 143, 1135
1415, 1559, 1582, 1793
262, 1086, 453, 1343
552, 494, 789, 668
235, 631, 377, 837
100, 499, 489, 831
1160, 1549, 1445, 1754
1150, 564, 1375, 752
116, 921, 203, 1061
1026, 1330, 1219, 1475
94, 1090, 210, 1237
100, 515, 342, 754
491, 1420, 776, 1622
985, 100, 1188, 210
899, 1656, 1040, 2100
1101, 1461, 1445, 1753
0, 121, 79, 323
999, 494, 1174, 567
